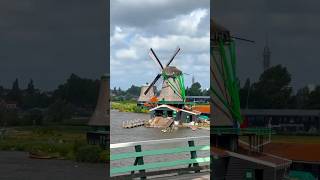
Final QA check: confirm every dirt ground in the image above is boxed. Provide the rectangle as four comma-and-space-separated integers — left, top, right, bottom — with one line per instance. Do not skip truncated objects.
0, 151, 107, 180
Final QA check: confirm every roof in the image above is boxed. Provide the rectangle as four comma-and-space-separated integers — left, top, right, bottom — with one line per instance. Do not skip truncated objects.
88, 76, 109, 126
241, 109, 320, 117
193, 105, 210, 114
264, 143, 320, 163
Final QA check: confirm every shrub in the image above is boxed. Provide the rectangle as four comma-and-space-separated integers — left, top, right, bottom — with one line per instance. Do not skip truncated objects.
75, 144, 103, 163
99, 150, 109, 161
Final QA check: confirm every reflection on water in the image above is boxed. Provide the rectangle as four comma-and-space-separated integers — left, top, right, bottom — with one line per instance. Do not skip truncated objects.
110, 110, 209, 172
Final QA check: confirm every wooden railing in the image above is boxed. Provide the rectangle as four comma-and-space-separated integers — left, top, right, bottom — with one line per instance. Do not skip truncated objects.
110, 136, 210, 179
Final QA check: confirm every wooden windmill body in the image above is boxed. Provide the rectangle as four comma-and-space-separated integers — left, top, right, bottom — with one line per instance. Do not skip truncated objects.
88, 75, 109, 128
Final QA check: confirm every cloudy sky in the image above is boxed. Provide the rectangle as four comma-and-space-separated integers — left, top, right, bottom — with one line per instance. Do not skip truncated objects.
212, 0, 320, 90
110, 0, 210, 90
0, 0, 107, 91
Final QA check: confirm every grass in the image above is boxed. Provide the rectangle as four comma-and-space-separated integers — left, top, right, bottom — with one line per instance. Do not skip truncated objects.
111, 101, 149, 113
0, 125, 108, 162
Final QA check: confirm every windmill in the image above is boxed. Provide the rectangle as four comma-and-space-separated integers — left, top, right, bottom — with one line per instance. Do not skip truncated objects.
144, 47, 186, 103
211, 19, 271, 154
137, 83, 156, 106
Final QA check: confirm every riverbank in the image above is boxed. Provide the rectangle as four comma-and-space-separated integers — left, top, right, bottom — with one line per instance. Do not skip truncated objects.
0, 126, 107, 162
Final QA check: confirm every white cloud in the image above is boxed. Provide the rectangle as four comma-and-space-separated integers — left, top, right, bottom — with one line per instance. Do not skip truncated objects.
111, 0, 210, 90
115, 48, 138, 60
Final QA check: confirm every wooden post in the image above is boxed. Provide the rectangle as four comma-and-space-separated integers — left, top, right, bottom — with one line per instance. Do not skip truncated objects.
188, 140, 200, 173
131, 145, 146, 179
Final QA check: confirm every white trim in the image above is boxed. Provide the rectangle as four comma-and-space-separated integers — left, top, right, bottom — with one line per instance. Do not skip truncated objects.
149, 104, 180, 112
110, 136, 209, 149
227, 151, 277, 168
180, 109, 201, 115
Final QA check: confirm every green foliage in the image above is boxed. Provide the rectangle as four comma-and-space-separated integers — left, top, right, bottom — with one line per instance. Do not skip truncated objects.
74, 144, 104, 163
308, 86, 320, 109
186, 82, 202, 96
0, 111, 20, 126
126, 85, 141, 97
21, 109, 43, 126
0, 126, 99, 162
7, 78, 22, 104
46, 99, 73, 122
111, 102, 148, 113
53, 74, 99, 108
248, 65, 292, 109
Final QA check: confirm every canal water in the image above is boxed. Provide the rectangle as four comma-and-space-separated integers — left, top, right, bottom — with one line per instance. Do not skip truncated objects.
110, 110, 209, 174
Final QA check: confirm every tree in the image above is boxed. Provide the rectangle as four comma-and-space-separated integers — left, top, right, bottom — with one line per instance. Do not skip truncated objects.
126, 85, 141, 97
293, 86, 310, 109
187, 82, 202, 96
7, 78, 22, 104
53, 74, 99, 108
46, 99, 73, 122
239, 78, 251, 108
250, 65, 292, 109
26, 79, 35, 95
22, 79, 39, 109
308, 86, 320, 109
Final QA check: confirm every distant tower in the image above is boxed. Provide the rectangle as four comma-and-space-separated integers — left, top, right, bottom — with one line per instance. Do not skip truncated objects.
192, 74, 195, 85
263, 34, 271, 71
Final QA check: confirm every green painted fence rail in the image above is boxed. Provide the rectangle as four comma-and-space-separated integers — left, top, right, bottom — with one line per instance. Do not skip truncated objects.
110, 136, 210, 179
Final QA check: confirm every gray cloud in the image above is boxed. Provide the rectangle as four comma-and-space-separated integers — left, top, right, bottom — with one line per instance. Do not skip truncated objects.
0, 0, 107, 90
212, 0, 320, 90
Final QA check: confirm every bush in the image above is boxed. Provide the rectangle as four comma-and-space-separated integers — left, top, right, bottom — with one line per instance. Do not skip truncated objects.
21, 109, 43, 126
99, 150, 109, 161
75, 144, 103, 163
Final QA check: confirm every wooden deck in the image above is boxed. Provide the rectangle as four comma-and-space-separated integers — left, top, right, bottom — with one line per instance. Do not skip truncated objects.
122, 119, 146, 128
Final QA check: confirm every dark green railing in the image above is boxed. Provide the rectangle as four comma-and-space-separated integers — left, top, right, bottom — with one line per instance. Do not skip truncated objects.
110, 136, 210, 179
211, 127, 274, 136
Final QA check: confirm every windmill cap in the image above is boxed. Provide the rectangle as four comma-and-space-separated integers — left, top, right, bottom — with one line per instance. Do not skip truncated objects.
163, 66, 182, 76
211, 19, 231, 42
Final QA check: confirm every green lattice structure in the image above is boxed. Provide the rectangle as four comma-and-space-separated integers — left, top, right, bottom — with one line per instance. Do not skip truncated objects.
162, 72, 186, 102
211, 39, 242, 125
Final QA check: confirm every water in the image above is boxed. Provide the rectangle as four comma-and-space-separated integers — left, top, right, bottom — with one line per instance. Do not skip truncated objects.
110, 110, 209, 174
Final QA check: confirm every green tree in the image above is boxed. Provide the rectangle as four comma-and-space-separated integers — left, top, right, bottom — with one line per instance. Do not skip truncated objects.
308, 86, 320, 109
22, 79, 39, 109
187, 82, 202, 96
293, 86, 310, 109
46, 99, 73, 122
239, 78, 251, 108
126, 85, 141, 97
7, 78, 22, 104
250, 65, 292, 109
53, 74, 99, 108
